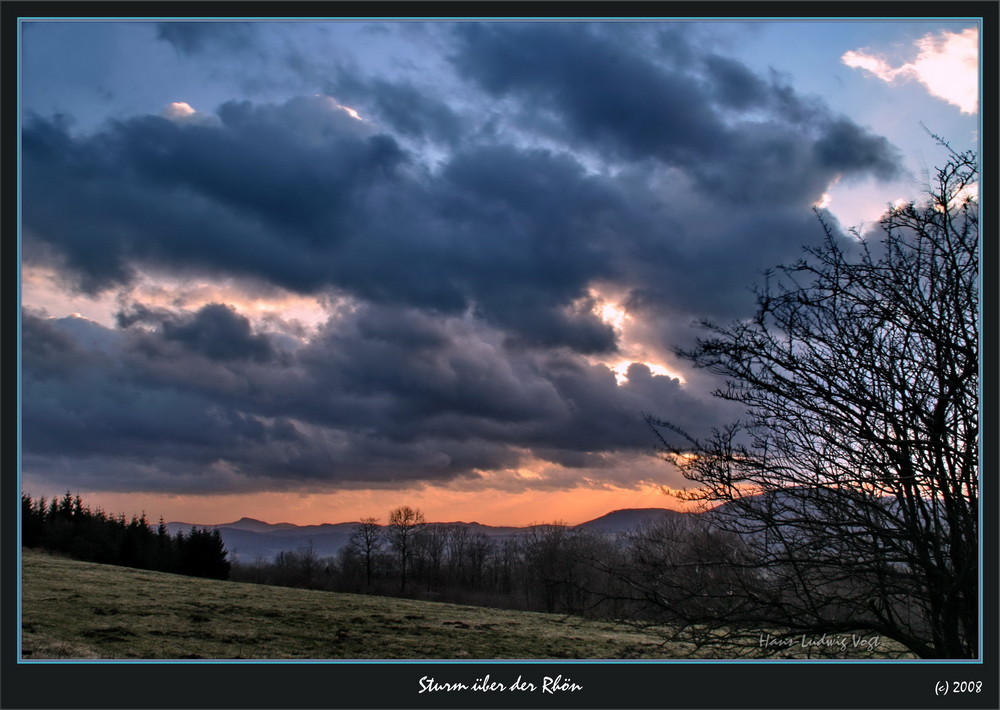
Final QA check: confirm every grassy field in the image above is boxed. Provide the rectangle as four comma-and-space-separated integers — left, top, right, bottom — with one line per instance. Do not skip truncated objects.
21, 549, 679, 660
21, 549, 912, 660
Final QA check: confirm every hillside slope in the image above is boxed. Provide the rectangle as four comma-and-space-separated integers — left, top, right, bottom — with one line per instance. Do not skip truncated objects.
20, 549, 673, 660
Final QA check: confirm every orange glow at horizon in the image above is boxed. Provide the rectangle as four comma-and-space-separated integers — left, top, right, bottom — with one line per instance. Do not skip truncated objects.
27, 483, 701, 529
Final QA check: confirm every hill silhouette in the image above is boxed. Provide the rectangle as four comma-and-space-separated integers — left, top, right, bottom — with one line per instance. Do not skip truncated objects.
166, 507, 687, 561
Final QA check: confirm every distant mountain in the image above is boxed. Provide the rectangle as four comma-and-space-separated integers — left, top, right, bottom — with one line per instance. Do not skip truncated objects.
224, 517, 299, 533
167, 507, 685, 562
576, 508, 687, 534
164, 520, 358, 561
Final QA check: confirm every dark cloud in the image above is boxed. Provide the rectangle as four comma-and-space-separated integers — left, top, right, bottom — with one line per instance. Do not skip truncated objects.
813, 118, 899, 178
701, 54, 771, 110
21, 311, 87, 379
450, 23, 900, 203
128, 97, 406, 236
120, 303, 277, 362
156, 22, 260, 55
451, 23, 728, 165
21, 304, 729, 494
22, 99, 625, 353
21, 100, 407, 294
331, 73, 466, 145
21, 22, 907, 496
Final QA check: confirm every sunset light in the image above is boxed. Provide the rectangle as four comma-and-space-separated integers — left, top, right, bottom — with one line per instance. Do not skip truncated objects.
163, 100, 196, 118
339, 104, 363, 121
591, 291, 630, 332
608, 360, 681, 386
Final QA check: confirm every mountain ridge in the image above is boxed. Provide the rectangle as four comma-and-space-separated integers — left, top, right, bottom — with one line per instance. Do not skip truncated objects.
168, 506, 684, 533
165, 507, 687, 561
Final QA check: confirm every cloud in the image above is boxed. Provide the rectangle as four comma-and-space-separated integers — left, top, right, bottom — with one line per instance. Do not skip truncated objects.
842, 27, 978, 114
330, 73, 466, 146
160, 101, 219, 126
119, 302, 278, 362
21, 23, 907, 498
21, 98, 630, 353
450, 23, 899, 202
22, 76, 895, 344
21, 303, 731, 495
450, 23, 727, 163
155, 22, 260, 55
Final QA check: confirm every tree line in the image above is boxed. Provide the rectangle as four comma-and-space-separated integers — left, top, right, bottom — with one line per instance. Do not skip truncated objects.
21, 491, 230, 580
231, 505, 613, 614
230, 504, 757, 633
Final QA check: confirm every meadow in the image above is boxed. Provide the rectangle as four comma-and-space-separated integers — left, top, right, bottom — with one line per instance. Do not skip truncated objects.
21, 549, 912, 660
21, 549, 679, 659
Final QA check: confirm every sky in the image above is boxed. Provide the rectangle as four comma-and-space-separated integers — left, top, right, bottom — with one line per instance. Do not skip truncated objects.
18, 18, 980, 527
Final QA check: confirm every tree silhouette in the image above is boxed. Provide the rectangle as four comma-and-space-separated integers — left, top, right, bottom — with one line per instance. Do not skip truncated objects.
21, 492, 230, 580
643, 146, 978, 658
176, 527, 231, 580
350, 517, 383, 593
387, 506, 425, 593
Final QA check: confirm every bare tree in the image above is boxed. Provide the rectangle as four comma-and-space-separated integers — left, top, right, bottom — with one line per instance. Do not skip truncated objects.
466, 531, 494, 589
443, 524, 471, 585
644, 147, 978, 658
349, 517, 383, 593
415, 524, 447, 592
520, 522, 599, 613
387, 506, 426, 593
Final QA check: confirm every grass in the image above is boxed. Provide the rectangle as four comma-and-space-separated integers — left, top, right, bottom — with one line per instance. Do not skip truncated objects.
20, 549, 913, 660
21, 550, 677, 660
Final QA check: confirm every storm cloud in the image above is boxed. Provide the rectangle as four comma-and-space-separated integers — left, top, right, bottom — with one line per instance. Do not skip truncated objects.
19, 21, 911, 497
450, 23, 899, 201
156, 22, 261, 56
21, 304, 728, 493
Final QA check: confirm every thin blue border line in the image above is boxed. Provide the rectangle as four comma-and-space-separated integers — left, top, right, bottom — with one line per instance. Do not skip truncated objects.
14, 15, 987, 667
12, 15, 989, 21
18, 656, 975, 665
977, 15, 985, 665
17, 16, 25, 667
